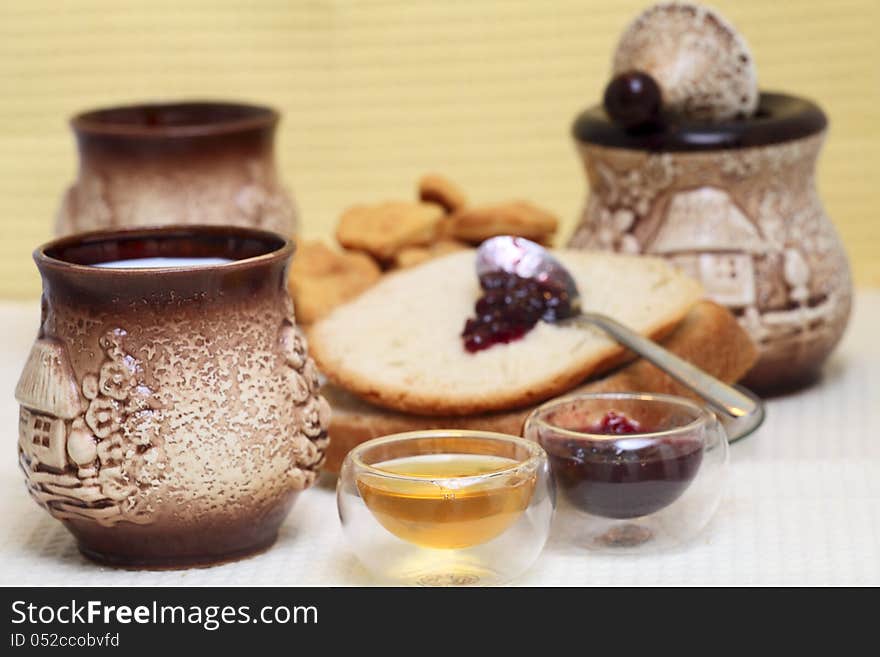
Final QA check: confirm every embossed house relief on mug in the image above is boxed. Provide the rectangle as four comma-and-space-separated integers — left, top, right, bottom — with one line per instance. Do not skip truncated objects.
16, 329, 166, 527
631, 185, 841, 351
644, 187, 764, 309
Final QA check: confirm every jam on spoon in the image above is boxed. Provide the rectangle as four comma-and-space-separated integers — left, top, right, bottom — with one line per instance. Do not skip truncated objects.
546, 410, 704, 519
474, 235, 760, 421
461, 270, 575, 353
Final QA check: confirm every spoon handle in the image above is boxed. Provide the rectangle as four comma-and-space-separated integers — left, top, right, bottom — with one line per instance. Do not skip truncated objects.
571, 312, 759, 419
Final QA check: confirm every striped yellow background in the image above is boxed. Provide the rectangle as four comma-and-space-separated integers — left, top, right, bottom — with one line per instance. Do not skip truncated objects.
0, 0, 877, 298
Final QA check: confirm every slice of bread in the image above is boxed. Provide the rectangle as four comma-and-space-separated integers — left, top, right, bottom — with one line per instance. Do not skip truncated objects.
321, 300, 758, 473
308, 249, 703, 416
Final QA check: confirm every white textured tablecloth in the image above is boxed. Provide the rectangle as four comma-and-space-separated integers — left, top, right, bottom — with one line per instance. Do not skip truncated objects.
1, 292, 878, 586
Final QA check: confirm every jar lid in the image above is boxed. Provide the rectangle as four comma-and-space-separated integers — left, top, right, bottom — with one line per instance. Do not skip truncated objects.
573, 92, 826, 151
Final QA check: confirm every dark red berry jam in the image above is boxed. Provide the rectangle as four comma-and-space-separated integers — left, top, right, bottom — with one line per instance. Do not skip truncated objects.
548, 434, 703, 519
542, 410, 702, 518
462, 271, 575, 353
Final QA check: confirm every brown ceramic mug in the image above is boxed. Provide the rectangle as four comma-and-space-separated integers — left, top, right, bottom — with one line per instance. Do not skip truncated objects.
56, 101, 298, 237
16, 225, 329, 567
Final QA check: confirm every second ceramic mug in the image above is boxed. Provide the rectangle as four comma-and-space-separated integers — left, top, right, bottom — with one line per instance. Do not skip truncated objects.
56, 101, 298, 237
15, 225, 328, 567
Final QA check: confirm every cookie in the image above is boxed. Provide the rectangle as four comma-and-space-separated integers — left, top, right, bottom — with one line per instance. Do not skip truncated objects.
289, 241, 382, 324
336, 201, 444, 261
447, 201, 558, 245
418, 174, 468, 213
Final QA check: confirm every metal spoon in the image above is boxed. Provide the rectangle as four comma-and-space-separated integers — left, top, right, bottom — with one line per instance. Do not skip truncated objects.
476, 236, 761, 424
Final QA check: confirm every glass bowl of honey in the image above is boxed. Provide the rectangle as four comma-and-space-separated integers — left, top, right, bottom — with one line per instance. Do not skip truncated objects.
524, 392, 728, 552
337, 430, 555, 585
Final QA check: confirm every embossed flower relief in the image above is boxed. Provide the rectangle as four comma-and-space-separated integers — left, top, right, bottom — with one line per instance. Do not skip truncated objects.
588, 153, 677, 254
596, 156, 674, 212
64, 418, 96, 464
87, 331, 165, 521
288, 395, 331, 489
279, 321, 330, 490
98, 359, 136, 401
300, 396, 331, 440
755, 194, 844, 299
83, 333, 145, 439
593, 205, 641, 254
785, 203, 839, 257
719, 150, 762, 179
756, 191, 787, 249
641, 153, 676, 191
782, 248, 810, 305
279, 321, 307, 370
84, 395, 121, 439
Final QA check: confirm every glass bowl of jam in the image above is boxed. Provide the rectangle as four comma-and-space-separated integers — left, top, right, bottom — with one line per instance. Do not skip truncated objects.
524, 392, 728, 552
337, 430, 555, 585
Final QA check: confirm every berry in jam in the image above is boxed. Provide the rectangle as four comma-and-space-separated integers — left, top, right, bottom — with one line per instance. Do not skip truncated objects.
587, 410, 642, 435
545, 410, 703, 518
461, 271, 575, 353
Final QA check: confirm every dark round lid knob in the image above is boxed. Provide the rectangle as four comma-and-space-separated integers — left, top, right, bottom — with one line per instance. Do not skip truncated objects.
603, 71, 662, 131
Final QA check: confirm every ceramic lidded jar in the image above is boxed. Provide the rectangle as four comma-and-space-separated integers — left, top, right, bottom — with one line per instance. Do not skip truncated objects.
568, 93, 853, 393
16, 226, 328, 567
56, 102, 297, 237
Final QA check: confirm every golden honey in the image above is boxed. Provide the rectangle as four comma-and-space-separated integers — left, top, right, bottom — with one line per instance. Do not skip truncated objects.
357, 453, 536, 549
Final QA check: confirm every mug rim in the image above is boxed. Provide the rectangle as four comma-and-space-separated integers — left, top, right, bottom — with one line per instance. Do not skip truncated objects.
34, 224, 294, 277
71, 100, 279, 139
